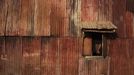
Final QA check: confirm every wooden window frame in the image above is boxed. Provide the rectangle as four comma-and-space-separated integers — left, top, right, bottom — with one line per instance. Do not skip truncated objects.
82, 31, 107, 59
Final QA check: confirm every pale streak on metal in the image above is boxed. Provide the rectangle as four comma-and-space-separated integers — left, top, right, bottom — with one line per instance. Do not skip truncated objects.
34, 0, 37, 35
56, 39, 61, 75
72, 0, 81, 36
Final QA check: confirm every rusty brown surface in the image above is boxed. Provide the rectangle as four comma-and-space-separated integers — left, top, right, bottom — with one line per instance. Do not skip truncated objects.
0, 0, 134, 75
59, 38, 80, 75
83, 37, 92, 56
22, 37, 41, 75
81, 0, 112, 22
112, 0, 127, 38
79, 57, 110, 75
0, 0, 51, 36
4, 37, 22, 75
0, 37, 5, 75
109, 39, 134, 75
41, 37, 58, 75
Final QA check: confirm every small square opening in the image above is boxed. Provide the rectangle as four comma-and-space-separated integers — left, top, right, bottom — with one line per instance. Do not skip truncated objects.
83, 32, 106, 58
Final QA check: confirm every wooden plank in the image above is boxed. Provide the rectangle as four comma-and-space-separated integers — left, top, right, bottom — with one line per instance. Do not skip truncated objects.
41, 37, 58, 75
4, 37, 22, 75
59, 38, 79, 75
22, 37, 41, 75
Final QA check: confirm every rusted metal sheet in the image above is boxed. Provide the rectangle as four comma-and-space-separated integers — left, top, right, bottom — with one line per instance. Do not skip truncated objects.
79, 57, 110, 75
0, 0, 51, 36
19, 0, 36, 36
5, 0, 21, 36
4, 37, 22, 75
125, 11, 134, 38
0, 37, 5, 75
50, 0, 69, 36
112, 0, 126, 38
73, 0, 114, 36
126, 0, 134, 13
128, 39, 134, 75
41, 37, 58, 75
81, 0, 98, 22
81, 0, 113, 22
19, 0, 50, 36
80, 21, 117, 30
0, 0, 7, 36
59, 38, 80, 75
34, 0, 50, 36
22, 37, 41, 75
109, 39, 131, 75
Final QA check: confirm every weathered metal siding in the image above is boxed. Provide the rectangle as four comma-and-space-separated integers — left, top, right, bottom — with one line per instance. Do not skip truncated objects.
0, 0, 134, 75
0, 0, 75, 36
109, 0, 134, 75
0, 37, 81, 75
81, 0, 112, 22
109, 39, 134, 75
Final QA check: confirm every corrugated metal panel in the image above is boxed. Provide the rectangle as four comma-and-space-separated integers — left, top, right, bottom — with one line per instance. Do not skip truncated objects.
59, 38, 80, 75
81, 0, 113, 22
41, 37, 58, 75
0, 0, 51, 36
4, 37, 22, 75
50, 0, 69, 36
80, 21, 117, 33
79, 57, 110, 75
125, 11, 134, 38
0, 37, 5, 75
109, 39, 132, 75
0, 0, 7, 35
22, 37, 41, 75
112, 0, 126, 38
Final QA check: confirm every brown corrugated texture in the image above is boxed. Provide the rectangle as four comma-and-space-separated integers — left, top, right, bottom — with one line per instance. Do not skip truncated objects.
50, 0, 69, 36
0, 0, 134, 75
79, 58, 110, 75
0, 37, 81, 75
5, 37, 22, 75
109, 39, 134, 75
0, 0, 51, 36
0, 37, 5, 75
59, 38, 80, 75
22, 37, 41, 75
112, 0, 126, 38
41, 37, 58, 75
0, 0, 75, 36
81, 0, 112, 22
108, 0, 134, 75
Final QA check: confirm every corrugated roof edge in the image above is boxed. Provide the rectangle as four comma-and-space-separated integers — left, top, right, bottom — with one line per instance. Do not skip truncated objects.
79, 21, 117, 30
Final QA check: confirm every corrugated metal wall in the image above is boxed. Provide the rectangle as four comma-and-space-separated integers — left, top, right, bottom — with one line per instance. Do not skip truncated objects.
109, 0, 134, 75
0, 0, 134, 75
0, 37, 81, 75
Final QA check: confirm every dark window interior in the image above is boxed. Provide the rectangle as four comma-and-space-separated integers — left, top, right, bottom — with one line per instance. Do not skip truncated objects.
83, 32, 103, 56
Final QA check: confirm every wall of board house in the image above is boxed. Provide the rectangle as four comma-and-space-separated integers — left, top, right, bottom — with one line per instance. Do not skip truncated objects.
0, 0, 134, 75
